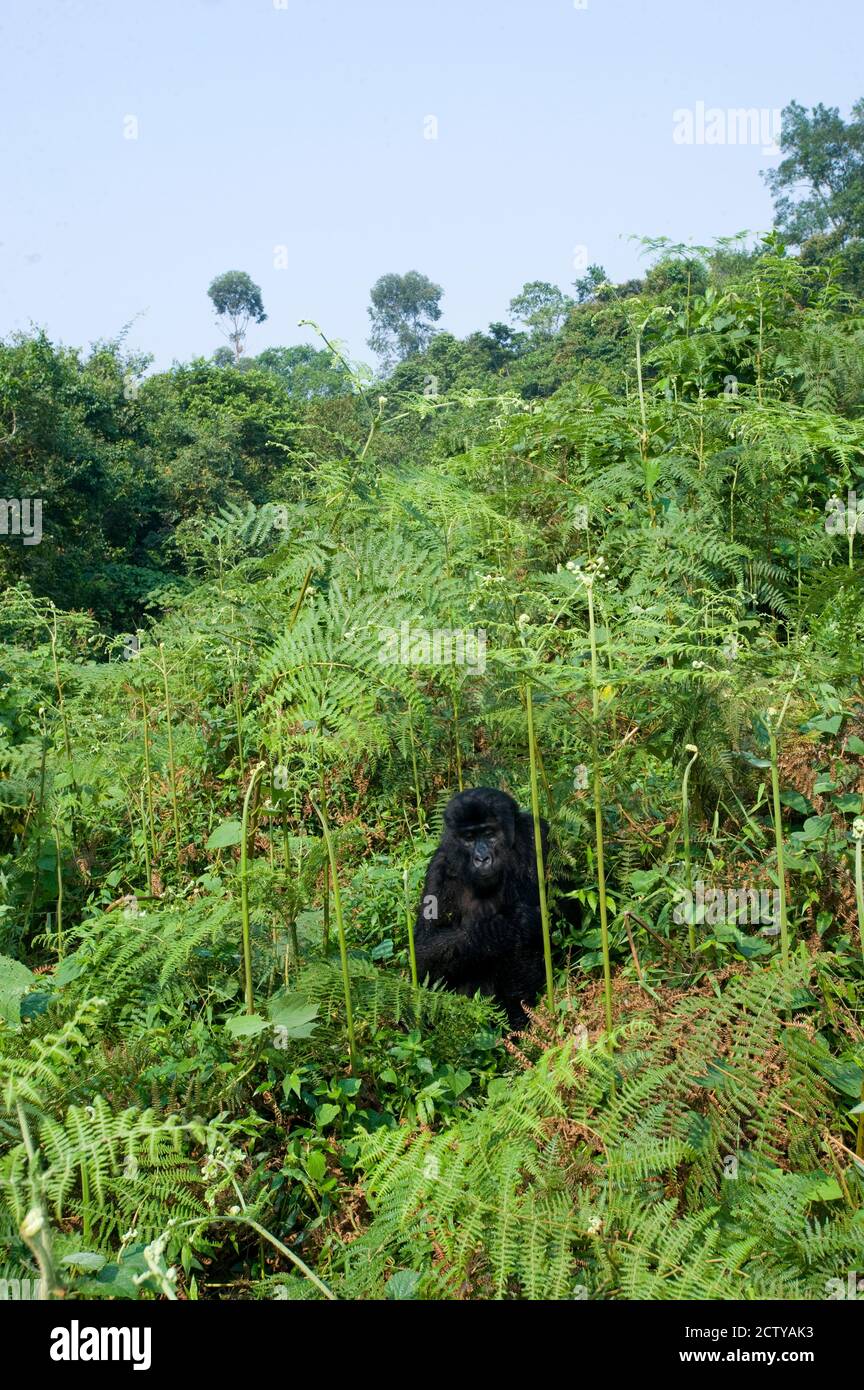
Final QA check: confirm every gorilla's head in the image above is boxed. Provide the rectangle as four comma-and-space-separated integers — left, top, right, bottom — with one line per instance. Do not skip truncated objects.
443, 787, 518, 892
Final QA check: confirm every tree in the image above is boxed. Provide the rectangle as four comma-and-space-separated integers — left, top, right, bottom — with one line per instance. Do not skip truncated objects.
367, 271, 443, 368
573, 264, 608, 304
508, 281, 573, 337
642, 256, 709, 303
763, 100, 864, 248
253, 345, 350, 399
207, 270, 267, 362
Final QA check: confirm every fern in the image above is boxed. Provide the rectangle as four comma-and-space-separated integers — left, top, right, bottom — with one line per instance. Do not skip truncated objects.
317, 959, 859, 1300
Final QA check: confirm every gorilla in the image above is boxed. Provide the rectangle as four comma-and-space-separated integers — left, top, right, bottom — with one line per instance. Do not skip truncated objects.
413, 787, 549, 1028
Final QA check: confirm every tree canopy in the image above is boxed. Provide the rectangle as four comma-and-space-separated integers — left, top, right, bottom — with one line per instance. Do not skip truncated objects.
367, 270, 444, 368
207, 270, 268, 361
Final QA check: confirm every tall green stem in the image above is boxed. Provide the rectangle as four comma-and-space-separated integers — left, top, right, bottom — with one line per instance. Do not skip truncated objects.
140, 786, 151, 893
322, 862, 330, 953
525, 684, 554, 1012
681, 745, 699, 953
634, 328, 647, 438
768, 727, 790, 965
240, 763, 266, 1014
406, 701, 424, 828
17, 1102, 61, 1299
451, 686, 463, 791
586, 576, 613, 1038
404, 865, 418, 990
853, 820, 864, 974
232, 660, 245, 775
49, 613, 75, 787
311, 800, 357, 1071
280, 814, 300, 974
157, 644, 182, 873
52, 820, 64, 958
766, 681, 797, 966
139, 689, 157, 864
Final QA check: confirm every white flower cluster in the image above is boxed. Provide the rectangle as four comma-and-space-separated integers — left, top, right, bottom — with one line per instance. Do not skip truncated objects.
566, 555, 609, 588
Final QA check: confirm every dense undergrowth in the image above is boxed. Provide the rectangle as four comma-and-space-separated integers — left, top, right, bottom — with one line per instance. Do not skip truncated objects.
1, 236, 864, 1300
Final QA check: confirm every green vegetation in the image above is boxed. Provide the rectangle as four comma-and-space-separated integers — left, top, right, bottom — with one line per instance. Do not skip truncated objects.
1, 98, 864, 1301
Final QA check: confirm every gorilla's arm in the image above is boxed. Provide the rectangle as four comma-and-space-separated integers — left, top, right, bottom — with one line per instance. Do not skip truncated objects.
413, 850, 459, 980
413, 848, 510, 984
414, 923, 476, 983
414, 914, 523, 981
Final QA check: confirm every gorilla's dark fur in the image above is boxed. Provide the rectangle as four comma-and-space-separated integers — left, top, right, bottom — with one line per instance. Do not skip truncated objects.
414, 787, 549, 1028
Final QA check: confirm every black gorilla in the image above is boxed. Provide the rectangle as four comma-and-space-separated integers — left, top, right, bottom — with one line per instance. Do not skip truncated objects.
414, 787, 549, 1028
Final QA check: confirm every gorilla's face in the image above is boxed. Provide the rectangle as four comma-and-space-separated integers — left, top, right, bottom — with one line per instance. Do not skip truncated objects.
445, 789, 517, 892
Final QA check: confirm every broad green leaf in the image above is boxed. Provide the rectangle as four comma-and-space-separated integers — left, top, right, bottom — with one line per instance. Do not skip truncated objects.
62, 1251, 107, 1271
386, 1269, 421, 1300
797, 815, 834, 841
805, 714, 842, 735
206, 820, 243, 850
305, 1150, 327, 1183
448, 1070, 472, 1097
740, 752, 771, 768
54, 951, 85, 986
267, 992, 320, 1038
800, 1176, 844, 1201
0, 954, 36, 1030
225, 1012, 268, 1037
814, 1058, 864, 1099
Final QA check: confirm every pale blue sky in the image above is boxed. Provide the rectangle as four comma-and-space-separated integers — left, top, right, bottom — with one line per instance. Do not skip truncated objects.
1, 0, 861, 371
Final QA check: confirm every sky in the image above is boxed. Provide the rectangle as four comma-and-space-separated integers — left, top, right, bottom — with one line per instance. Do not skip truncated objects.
1, 0, 861, 372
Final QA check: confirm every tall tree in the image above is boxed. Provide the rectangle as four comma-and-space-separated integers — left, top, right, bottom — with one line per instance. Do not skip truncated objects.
572, 264, 608, 304
367, 271, 443, 368
207, 270, 267, 362
763, 100, 864, 248
509, 281, 573, 337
